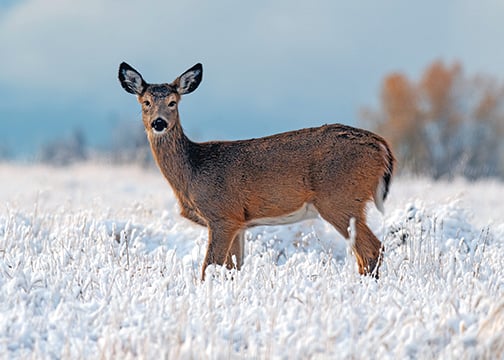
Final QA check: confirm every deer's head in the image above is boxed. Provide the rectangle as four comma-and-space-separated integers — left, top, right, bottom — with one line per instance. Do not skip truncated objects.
118, 62, 202, 136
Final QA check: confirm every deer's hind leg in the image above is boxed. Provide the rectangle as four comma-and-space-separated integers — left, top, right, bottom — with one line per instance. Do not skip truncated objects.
226, 230, 245, 270
313, 199, 383, 278
352, 220, 384, 278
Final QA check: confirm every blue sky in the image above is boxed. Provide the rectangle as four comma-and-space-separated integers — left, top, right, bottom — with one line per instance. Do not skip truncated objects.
1, 0, 504, 157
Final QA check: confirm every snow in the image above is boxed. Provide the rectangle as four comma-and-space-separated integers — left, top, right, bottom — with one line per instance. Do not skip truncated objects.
0, 163, 503, 359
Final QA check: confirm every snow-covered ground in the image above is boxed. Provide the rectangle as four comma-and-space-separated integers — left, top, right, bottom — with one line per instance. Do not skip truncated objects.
0, 163, 503, 359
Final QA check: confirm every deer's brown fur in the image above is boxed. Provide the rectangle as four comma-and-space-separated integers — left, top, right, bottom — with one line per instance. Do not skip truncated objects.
118, 62, 395, 280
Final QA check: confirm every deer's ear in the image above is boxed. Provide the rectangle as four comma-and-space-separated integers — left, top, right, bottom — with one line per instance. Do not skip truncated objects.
118, 62, 147, 95
175, 63, 202, 95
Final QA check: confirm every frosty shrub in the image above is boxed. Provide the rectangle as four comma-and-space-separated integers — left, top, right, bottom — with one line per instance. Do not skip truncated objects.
361, 60, 504, 180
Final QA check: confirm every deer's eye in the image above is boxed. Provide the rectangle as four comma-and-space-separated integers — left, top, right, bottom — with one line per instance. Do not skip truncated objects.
143, 100, 151, 107
168, 101, 177, 107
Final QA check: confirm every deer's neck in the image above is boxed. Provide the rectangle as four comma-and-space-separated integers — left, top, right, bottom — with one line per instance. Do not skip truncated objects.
149, 124, 196, 197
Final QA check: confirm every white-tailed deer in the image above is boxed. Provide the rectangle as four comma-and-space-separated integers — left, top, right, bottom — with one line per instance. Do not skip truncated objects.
118, 62, 394, 280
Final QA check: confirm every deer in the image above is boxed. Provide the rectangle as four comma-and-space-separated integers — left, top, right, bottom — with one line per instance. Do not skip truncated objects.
118, 62, 394, 280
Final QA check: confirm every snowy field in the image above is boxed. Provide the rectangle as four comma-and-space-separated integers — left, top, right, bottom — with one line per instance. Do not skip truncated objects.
0, 162, 503, 359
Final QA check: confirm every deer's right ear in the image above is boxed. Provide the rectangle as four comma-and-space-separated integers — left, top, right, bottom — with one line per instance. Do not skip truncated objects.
118, 62, 147, 95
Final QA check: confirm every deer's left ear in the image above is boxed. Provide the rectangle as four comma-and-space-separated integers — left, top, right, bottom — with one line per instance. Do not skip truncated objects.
175, 63, 203, 95
118, 62, 147, 95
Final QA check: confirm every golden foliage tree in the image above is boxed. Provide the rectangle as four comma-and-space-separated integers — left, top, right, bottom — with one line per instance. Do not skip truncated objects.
361, 60, 504, 179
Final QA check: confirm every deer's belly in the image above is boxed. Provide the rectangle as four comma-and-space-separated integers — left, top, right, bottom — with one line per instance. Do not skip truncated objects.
247, 203, 319, 227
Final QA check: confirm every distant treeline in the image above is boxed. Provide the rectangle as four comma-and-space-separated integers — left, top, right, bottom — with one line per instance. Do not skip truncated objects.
361, 60, 504, 180
29, 122, 154, 167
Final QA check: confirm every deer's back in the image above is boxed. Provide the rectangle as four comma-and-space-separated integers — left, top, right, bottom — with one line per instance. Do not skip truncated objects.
195, 123, 387, 177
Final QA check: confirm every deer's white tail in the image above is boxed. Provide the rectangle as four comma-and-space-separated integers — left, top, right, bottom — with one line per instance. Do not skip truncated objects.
374, 142, 394, 214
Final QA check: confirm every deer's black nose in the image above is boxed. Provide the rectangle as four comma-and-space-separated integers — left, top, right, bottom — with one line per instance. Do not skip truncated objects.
151, 118, 168, 132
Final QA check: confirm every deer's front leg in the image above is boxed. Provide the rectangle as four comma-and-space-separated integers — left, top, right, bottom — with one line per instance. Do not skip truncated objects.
201, 222, 241, 280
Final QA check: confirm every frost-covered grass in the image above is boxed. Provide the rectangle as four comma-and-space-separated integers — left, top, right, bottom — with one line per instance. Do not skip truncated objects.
0, 163, 503, 359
